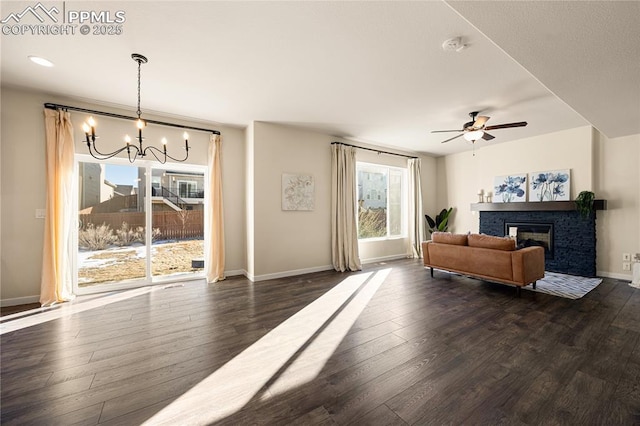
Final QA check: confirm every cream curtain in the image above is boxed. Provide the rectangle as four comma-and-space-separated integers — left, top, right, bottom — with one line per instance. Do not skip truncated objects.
408, 158, 424, 258
40, 109, 76, 306
206, 134, 225, 283
331, 144, 362, 272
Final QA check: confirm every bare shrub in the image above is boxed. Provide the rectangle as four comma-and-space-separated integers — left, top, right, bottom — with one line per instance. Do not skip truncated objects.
136, 226, 161, 243
78, 223, 117, 250
358, 208, 387, 239
115, 222, 142, 246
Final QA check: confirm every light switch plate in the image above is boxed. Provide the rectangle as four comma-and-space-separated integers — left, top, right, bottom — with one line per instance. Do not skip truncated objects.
35, 209, 46, 219
623, 253, 631, 261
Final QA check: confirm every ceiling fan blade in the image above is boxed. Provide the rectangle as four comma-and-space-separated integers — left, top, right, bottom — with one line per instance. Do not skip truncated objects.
473, 116, 490, 128
431, 129, 464, 133
484, 121, 528, 131
440, 134, 464, 144
482, 132, 495, 141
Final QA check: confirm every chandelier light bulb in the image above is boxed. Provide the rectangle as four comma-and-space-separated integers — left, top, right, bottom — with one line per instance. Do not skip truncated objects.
88, 116, 96, 127
161, 137, 167, 145
136, 119, 145, 129
124, 135, 131, 144
183, 132, 189, 141
82, 123, 90, 133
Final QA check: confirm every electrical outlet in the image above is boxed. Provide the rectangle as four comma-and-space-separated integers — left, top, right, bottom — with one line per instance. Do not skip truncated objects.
623, 262, 631, 271
623, 253, 631, 261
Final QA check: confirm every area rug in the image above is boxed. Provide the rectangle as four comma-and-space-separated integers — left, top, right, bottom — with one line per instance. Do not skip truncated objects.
523, 271, 603, 299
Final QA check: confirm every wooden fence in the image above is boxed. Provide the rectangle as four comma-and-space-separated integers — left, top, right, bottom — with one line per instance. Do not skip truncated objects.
79, 210, 204, 240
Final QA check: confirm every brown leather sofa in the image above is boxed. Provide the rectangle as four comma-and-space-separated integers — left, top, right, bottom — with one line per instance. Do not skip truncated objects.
422, 232, 545, 295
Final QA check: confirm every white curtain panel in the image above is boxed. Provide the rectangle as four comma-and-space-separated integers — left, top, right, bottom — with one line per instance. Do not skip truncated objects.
206, 134, 226, 283
408, 158, 424, 258
331, 144, 362, 272
40, 109, 76, 306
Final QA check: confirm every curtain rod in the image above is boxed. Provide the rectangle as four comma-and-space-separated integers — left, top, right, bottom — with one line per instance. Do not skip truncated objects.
331, 141, 418, 159
44, 103, 221, 135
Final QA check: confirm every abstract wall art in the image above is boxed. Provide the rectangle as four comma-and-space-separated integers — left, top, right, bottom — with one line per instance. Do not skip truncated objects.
282, 173, 315, 211
529, 169, 570, 202
493, 174, 527, 203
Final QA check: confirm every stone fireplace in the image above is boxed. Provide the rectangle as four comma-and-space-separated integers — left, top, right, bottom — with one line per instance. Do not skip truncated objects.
473, 200, 606, 277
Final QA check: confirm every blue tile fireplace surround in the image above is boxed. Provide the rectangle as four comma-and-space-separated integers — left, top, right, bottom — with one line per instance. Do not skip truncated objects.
473, 201, 606, 277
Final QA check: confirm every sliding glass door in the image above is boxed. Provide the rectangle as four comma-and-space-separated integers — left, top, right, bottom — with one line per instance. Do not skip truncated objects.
75, 157, 206, 293
151, 169, 205, 279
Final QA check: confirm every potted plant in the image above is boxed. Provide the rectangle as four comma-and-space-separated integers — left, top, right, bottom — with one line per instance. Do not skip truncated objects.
425, 207, 453, 235
575, 190, 595, 219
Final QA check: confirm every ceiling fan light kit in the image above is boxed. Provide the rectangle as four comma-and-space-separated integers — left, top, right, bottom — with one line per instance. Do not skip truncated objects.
432, 111, 528, 147
464, 130, 484, 142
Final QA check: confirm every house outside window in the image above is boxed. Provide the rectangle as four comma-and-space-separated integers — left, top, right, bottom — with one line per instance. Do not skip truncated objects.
357, 163, 406, 239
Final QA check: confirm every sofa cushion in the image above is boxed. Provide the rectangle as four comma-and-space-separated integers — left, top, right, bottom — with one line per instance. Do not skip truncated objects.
468, 234, 516, 251
432, 232, 468, 246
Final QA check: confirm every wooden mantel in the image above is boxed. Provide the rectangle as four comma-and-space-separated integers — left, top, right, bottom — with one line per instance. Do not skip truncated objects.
470, 200, 607, 212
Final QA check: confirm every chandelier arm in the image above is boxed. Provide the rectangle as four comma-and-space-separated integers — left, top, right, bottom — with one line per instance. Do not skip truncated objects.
87, 142, 131, 160
127, 145, 140, 163
142, 145, 189, 163
142, 146, 168, 164
163, 149, 190, 163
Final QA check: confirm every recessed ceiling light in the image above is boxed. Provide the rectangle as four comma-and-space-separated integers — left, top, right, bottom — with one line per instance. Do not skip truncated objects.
28, 56, 54, 67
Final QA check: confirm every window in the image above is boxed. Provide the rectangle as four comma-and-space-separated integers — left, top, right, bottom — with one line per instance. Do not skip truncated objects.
357, 163, 406, 239
178, 180, 197, 198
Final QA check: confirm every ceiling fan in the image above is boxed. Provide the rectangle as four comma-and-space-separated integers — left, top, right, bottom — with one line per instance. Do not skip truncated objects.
432, 111, 528, 144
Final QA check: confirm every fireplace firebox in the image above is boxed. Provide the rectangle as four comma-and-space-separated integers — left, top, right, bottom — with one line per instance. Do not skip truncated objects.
505, 222, 554, 259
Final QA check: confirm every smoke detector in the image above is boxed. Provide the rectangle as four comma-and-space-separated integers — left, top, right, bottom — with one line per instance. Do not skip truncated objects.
442, 37, 467, 52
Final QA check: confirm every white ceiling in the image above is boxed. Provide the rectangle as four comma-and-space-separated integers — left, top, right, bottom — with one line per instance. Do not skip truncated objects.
1, 1, 638, 156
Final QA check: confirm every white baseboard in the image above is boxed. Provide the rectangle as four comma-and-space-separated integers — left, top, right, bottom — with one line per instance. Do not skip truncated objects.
249, 265, 334, 282
597, 270, 632, 282
1, 295, 40, 307
236, 256, 412, 283
224, 269, 245, 278
361, 254, 412, 264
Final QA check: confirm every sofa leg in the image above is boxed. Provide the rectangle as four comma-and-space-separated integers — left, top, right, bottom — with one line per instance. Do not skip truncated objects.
516, 286, 521, 297
533, 281, 537, 289
430, 267, 434, 278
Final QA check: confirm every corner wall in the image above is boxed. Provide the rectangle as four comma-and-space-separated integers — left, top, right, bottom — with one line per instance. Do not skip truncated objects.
593, 132, 640, 279
248, 122, 333, 279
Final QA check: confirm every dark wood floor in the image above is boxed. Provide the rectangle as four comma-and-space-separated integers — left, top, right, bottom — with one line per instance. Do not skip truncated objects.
1, 259, 639, 425
1, 303, 41, 317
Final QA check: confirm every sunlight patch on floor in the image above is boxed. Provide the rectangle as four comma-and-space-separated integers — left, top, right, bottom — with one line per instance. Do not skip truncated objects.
0, 286, 156, 334
143, 268, 391, 425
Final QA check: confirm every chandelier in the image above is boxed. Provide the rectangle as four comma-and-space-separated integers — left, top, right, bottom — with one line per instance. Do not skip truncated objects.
82, 53, 189, 164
